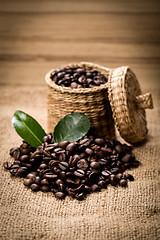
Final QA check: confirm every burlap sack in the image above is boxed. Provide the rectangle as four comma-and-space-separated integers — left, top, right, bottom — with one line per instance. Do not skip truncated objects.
0, 86, 159, 240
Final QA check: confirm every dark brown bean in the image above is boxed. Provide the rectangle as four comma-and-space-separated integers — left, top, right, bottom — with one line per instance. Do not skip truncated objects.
77, 159, 88, 170
91, 184, 100, 192
30, 183, 39, 191
58, 141, 70, 149
98, 180, 107, 189
90, 161, 100, 169
59, 162, 69, 171
74, 169, 85, 178
119, 179, 127, 187
24, 178, 33, 186
40, 185, 50, 192
85, 148, 93, 156
55, 192, 66, 199
121, 154, 133, 163
3, 162, 12, 170
109, 174, 117, 186
94, 138, 105, 146
66, 143, 77, 153
124, 173, 134, 181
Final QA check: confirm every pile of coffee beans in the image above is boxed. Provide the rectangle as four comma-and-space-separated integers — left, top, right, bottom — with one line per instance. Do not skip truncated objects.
50, 67, 108, 88
4, 134, 140, 200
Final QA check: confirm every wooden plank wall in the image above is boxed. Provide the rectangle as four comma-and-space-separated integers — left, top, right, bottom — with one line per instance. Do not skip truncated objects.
0, 0, 160, 89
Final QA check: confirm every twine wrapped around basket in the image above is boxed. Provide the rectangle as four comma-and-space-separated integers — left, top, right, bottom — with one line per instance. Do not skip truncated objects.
45, 62, 153, 144
45, 62, 115, 139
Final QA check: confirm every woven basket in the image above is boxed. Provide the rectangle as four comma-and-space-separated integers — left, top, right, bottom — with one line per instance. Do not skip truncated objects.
45, 62, 115, 139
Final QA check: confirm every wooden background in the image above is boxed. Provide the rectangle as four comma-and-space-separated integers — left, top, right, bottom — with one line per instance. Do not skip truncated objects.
0, 0, 159, 131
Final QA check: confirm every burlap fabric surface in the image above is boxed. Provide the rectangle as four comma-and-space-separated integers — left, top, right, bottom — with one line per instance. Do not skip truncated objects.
0, 86, 159, 240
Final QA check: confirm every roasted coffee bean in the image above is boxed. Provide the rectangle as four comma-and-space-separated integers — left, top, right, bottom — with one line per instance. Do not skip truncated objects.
40, 185, 50, 192
34, 176, 41, 184
20, 155, 30, 162
26, 173, 37, 179
124, 173, 134, 181
94, 138, 105, 146
24, 178, 33, 186
59, 171, 66, 180
66, 143, 77, 153
55, 192, 66, 199
85, 148, 93, 156
59, 162, 69, 171
116, 173, 123, 181
84, 185, 92, 194
39, 163, 48, 169
10, 168, 18, 176
98, 180, 107, 189
30, 183, 39, 191
101, 147, 112, 155
91, 184, 100, 192
121, 154, 133, 163
13, 149, 21, 160
98, 159, 109, 166
41, 179, 50, 185
88, 172, 99, 184
90, 161, 100, 169
6, 133, 139, 201
119, 179, 127, 187
43, 173, 58, 180
115, 144, 123, 154
109, 174, 117, 186
75, 192, 85, 200
10, 147, 19, 156
20, 148, 30, 155
58, 141, 70, 149
77, 159, 88, 170
3, 162, 12, 170
74, 169, 85, 178
102, 170, 111, 178
111, 168, 120, 175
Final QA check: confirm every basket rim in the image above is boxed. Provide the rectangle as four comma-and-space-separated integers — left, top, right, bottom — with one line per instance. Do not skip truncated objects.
45, 62, 110, 93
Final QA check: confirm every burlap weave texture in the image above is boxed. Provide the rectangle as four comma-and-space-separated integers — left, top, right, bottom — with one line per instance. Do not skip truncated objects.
0, 86, 159, 240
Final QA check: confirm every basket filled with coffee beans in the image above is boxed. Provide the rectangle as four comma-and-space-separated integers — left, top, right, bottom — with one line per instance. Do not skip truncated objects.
45, 62, 153, 144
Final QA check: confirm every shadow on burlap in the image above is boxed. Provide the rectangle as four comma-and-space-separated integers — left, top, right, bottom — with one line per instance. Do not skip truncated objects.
0, 86, 159, 240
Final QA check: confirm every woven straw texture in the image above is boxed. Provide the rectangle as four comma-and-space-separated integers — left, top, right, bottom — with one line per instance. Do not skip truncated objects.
0, 84, 159, 240
45, 62, 115, 139
108, 67, 153, 144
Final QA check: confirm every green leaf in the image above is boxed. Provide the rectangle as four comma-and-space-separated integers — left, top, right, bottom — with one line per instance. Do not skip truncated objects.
53, 112, 90, 143
12, 110, 46, 148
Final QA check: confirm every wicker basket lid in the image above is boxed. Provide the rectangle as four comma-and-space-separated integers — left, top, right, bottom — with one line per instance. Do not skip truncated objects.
108, 66, 153, 144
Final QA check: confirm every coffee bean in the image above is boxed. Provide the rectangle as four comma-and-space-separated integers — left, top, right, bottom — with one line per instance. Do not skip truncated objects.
58, 141, 70, 149
75, 192, 85, 200
116, 173, 123, 181
70, 154, 80, 167
88, 172, 99, 183
13, 149, 21, 160
26, 173, 37, 179
24, 178, 33, 186
121, 154, 133, 163
94, 138, 105, 146
115, 144, 123, 154
55, 192, 66, 199
119, 179, 127, 187
66, 143, 77, 153
101, 147, 112, 155
98, 180, 107, 189
84, 185, 92, 194
59, 171, 66, 180
41, 179, 50, 185
20, 148, 30, 155
39, 163, 48, 169
91, 184, 100, 192
109, 174, 117, 186
21, 142, 29, 149
34, 176, 41, 184
3, 162, 12, 170
85, 148, 93, 156
40, 185, 50, 192
59, 162, 69, 171
98, 159, 109, 166
31, 183, 39, 191
74, 169, 85, 178
77, 159, 88, 170
90, 161, 100, 169
124, 173, 134, 181
10, 168, 18, 176
102, 170, 111, 178
10, 147, 19, 156
111, 168, 120, 175
79, 138, 91, 147
43, 173, 58, 180
16, 167, 28, 177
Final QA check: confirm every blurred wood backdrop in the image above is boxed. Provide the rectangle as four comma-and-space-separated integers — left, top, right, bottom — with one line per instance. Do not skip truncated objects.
0, 0, 160, 88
